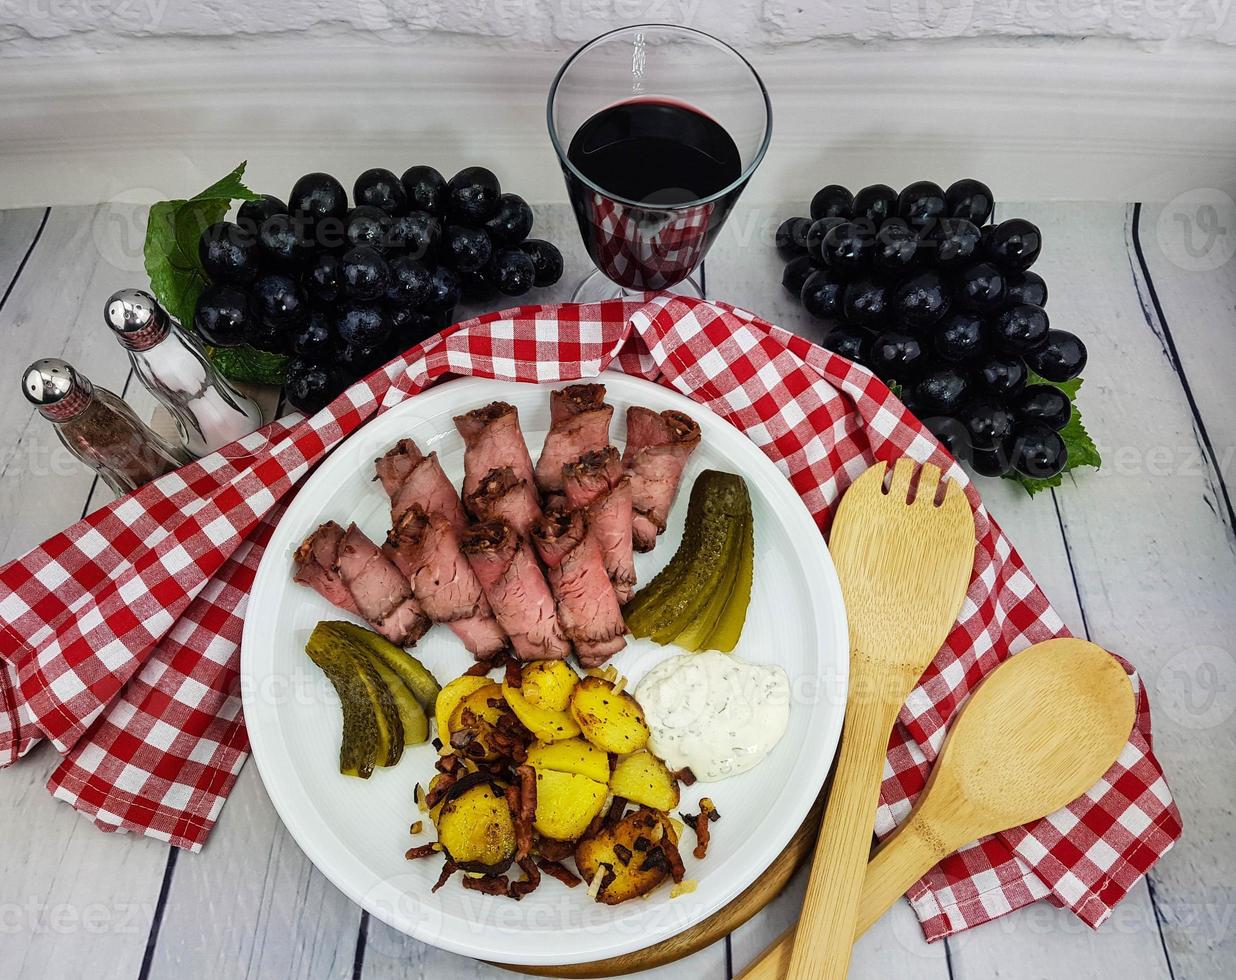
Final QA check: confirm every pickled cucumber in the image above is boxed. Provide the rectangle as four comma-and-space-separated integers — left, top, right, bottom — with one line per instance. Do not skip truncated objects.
305, 623, 405, 776
624, 470, 752, 648
367, 654, 430, 746
675, 509, 748, 651
322, 620, 440, 712
704, 505, 754, 652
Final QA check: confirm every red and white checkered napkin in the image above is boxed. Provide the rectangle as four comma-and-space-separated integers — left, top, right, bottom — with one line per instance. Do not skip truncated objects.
587, 194, 713, 291
0, 295, 1180, 939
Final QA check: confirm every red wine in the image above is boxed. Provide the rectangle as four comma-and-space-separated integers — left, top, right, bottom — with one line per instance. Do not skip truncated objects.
560, 99, 748, 290
567, 99, 742, 206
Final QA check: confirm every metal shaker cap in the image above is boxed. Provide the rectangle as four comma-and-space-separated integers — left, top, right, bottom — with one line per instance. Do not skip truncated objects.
104, 288, 171, 351
22, 357, 94, 420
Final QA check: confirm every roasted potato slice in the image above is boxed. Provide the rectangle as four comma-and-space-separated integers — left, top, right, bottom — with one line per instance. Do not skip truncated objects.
569, 676, 650, 754
526, 737, 611, 784
503, 680, 581, 742
435, 773, 517, 874
533, 768, 608, 841
520, 660, 578, 711
575, 807, 677, 904
448, 682, 507, 760
609, 750, 679, 811
435, 674, 493, 743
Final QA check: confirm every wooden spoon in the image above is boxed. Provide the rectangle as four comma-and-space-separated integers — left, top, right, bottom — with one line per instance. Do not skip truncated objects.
739, 637, 1137, 979
779, 459, 976, 979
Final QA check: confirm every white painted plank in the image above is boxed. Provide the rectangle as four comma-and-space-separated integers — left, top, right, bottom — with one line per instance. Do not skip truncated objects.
145, 762, 361, 980
0, 207, 43, 288
0, 205, 170, 980
1039, 204, 1236, 980
1131, 199, 1236, 528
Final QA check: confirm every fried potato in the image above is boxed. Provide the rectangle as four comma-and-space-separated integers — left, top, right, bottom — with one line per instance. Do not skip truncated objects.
520, 660, 578, 711
575, 807, 676, 905
526, 737, 611, 784
533, 768, 608, 841
435, 775, 517, 874
448, 682, 507, 760
435, 674, 493, 743
503, 680, 581, 742
569, 676, 650, 754
609, 750, 679, 811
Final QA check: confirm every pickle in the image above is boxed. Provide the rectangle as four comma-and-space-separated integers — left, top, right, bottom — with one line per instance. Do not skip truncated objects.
624, 470, 751, 645
367, 654, 430, 746
322, 620, 441, 712
305, 624, 404, 776
675, 509, 747, 651
704, 504, 754, 652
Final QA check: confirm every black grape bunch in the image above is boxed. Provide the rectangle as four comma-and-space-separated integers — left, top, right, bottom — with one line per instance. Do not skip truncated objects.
192, 166, 565, 412
777, 179, 1086, 481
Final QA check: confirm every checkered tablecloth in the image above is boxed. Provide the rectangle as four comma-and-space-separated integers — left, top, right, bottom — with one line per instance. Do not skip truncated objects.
586, 194, 713, 291
0, 295, 1180, 940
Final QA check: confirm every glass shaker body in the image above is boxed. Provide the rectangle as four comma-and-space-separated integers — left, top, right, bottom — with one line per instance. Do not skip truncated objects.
23, 358, 187, 496
104, 289, 264, 458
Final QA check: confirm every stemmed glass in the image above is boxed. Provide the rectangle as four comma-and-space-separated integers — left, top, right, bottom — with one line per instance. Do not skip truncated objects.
547, 25, 772, 301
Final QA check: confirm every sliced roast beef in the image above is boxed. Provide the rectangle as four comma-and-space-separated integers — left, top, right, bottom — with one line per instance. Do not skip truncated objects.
461, 520, 571, 662
534, 384, 614, 494
293, 520, 429, 646
337, 523, 430, 646
376, 439, 468, 534
562, 447, 636, 603
464, 466, 543, 538
531, 509, 626, 667
455, 402, 537, 503
384, 506, 509, 661
622, 407, 701, 552
292, 521, 361, 615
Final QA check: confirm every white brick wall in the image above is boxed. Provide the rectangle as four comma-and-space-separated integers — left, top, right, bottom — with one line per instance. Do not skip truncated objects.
1, 0, 1232, 56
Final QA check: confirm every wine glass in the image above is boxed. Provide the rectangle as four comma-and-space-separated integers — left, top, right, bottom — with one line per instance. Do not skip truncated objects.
547, 25, 772, 301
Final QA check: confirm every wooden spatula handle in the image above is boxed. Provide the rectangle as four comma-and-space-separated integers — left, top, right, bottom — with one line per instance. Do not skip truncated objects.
781, 681, 902, 979
855, 812, 957, 936
737, 813, 957, 979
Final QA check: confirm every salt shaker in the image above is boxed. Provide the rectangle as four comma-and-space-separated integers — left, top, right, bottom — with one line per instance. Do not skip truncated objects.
23, 358, 188, 496
104, 289, 263, 458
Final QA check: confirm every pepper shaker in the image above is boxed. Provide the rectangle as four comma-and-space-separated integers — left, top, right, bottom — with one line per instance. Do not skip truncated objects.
23, 358, 188, 496
104, 289, 263, 458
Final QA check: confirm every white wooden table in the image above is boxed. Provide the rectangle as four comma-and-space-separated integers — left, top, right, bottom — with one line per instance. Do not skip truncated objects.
1, 200, 1233, 980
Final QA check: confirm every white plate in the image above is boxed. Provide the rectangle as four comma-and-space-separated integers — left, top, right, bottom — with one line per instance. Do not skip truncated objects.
242, 371, 848, 967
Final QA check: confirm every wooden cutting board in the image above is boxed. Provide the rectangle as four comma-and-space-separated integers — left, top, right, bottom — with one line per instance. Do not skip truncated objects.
500, 792, 824, 978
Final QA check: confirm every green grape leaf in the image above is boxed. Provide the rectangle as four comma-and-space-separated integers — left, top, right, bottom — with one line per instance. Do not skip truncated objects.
1005, 373, 1102, 496
143, 162, 259, 329
207, 344, 288, 386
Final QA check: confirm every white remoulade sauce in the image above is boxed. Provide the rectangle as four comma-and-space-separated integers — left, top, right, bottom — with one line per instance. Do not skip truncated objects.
634, 651, 790, 782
